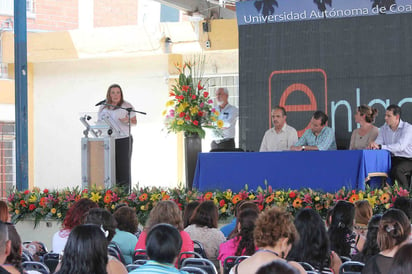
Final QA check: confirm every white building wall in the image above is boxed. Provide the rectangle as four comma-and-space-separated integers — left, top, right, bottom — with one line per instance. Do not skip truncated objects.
33, 55, 179, 190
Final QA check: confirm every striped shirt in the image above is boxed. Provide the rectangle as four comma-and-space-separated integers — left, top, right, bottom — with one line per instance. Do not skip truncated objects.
294, 126, 337, 150
128, 260, 189, 274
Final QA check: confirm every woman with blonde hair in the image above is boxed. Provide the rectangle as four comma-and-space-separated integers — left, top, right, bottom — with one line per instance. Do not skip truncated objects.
233, 207, 305, 274
354, 200, 373, 237
349, 105, 378, 150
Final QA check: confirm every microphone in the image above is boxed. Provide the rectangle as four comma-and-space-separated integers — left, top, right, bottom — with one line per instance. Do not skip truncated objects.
95, 99, 106, 106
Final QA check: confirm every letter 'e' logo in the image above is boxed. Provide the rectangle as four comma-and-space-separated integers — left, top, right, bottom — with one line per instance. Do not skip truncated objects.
268, 69, 328, 136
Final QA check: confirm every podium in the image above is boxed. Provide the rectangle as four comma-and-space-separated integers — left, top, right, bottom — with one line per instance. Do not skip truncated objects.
80, 113, 120, 189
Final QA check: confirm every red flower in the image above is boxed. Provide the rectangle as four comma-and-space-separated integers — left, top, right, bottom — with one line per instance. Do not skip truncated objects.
289, 192, 296, 199
219, 200, 226, 207
20, 200, 26, 207
179, 112, 185, 118
203, 91, 209, 97
185, 115, 190, 121
198, 111, 204, 117
182, 85, 190, 92
24, 190, 30, 195
192, 95, 196, 100
29, 204, 36, 211
82, 189, 88, 194
198, 81, 204, 91
193, 120, 199, 126
43, 189, 49, 194
104, 194, 112, 204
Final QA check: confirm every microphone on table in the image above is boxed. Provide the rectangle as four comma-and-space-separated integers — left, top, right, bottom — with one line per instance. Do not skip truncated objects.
95, 99, 106, 106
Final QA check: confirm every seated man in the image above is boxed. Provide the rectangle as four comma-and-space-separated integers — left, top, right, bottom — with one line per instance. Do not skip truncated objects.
369, 104, 412, 189
129, 223, 188, 274
259, 106, 298, 152
291, 110, 337, 151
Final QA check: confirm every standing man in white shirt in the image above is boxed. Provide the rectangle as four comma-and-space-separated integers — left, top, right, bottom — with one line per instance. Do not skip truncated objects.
211, 87, 238, 151
260, 106, 298, 152
369, 104, 412, 189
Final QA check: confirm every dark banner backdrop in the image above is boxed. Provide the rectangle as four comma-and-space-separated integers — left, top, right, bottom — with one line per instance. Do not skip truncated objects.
238, 12, 412, 151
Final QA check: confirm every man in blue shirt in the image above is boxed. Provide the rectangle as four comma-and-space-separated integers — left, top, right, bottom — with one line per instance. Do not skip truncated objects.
369, 104, 412, 189
291, 110, 337, 151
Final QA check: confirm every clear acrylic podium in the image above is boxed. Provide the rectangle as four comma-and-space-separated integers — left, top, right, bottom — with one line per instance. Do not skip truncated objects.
80, 113, 122, 189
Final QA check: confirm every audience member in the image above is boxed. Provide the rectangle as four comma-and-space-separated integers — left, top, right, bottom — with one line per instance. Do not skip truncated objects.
352, 214, 382, 263
52, 198, 97, 253
55, 224, 109, 274
211, 87, 238, 151
233, 207, 305, 274
227, 201, 259, 240
354, 200, 373, 237
291, 110, 336, 151
368, 104, 412, 189
328, 201, 365, 258
112, 206, 139, 264
3, 224, 21, 274
129, 223, 188, 274
182, 201, 199, 228
349, 105, 378, 150
388, 242, 412, 274
184, 201, 226, 267
0, 202, 10, 223
362, 209, 411, 274
135, 200, 194, 264
392, 197, 412, 221
259, 106, 298, 152
287, 208, 341, 273
218, 209, 258, 268
220, 200, 247, 238
0, 222, 11, 273
256, 260, 299, 274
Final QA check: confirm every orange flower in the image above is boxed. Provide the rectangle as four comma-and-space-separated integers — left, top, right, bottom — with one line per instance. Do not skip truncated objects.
265, 194, 274, 204
162, 194, 170, 200
103, 194, 112, 204
349, 194, 359, 203
315, 203, 323, 211
292, 198, 303, 208
380, 193, 390, 204
39, 197, 47, 207
139, 193, 148, 201
232, 194, 242, 204
204, 192, 213, 200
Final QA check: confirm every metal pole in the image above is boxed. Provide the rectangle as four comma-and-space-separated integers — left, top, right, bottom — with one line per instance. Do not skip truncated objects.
14, 1, 29, 190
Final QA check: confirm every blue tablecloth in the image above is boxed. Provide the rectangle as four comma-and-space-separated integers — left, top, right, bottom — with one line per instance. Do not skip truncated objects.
193, 150, 391, 192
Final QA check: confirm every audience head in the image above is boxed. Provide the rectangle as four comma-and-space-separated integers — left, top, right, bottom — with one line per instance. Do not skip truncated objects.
228, 201, 260, 239
145, 200, 183, 231
235, 209, 259, 256
254, 207, 298, 258
190, 200, 219, 228
6, 224, 22, 272
113, 206, 138, 234
146, 223, 182, 264
311, 110, 328, 134
0, 201, 10, 223
182, 201, 200, 228
288, 208, 330, 271
328, 200, 355, 257
389, 243, 412, 274
0, 222, 9, 264
356, 105, 378, 124
84, 208, 117, 241
58, 224, 108, 274
353, 214, 382, 263
62, 198, 98, 231
354, 200, 373, 226
256, 260, 299, 274
393, 197, 412, 221
377, 208, 411, 251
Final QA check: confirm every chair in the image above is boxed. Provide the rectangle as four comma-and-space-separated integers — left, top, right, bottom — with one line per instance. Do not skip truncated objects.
339, 261, 365, 274
223, 256, 238, 274
181, 258, 218, 274
298, 262, 316, 271
22, 250, 33, 262
178, 251, 203, 268
42, 252, 60, 273
340, 256, 352, 263
126, 264, 141, 272
133, 249, 149, 261
23, 241, 48, 256
180, 266, 209, 274
193, 240, 208, 258
108, 241, 126, 265
233, 256, 249, 265
133, 259, 149, 265
22, 261, 50, 274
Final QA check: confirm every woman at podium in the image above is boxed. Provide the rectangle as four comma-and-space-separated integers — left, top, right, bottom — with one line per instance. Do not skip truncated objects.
98, 83, 136, 191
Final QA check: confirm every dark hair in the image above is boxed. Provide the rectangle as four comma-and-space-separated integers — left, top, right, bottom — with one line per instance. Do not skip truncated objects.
146, 223, 182, 264
393, 197, 412, 221
235, 209, 258, 256
105, 83, 124, 107
328, 201, 355, 257
56, 224, 108, 274
183, 201, 200, 228
84, 208, 117, 241
287, 208, 331, 272
6, 224, 22, 272
113, 206, 138, 234
256, 260, 299, 274
313, 110, 328, 125
389, 243, 412, 274
190, 201, 219, 228
0, 222, 8, 254
228, 202, 260, 239
357, 105, 378, 124
386, 104, 402, 117
377, 209, 411, 251
274, 106, 287, 116
352, 214, 382, 263
62, 198, 98, 230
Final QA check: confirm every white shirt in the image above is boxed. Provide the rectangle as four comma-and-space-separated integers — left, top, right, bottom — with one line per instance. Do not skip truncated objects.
213, 103, 238, 140
98, 101, 136, 137
260, 123, 298, 151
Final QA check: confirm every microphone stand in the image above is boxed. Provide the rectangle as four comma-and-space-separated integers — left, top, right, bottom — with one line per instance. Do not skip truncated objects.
102, 103, 146, 193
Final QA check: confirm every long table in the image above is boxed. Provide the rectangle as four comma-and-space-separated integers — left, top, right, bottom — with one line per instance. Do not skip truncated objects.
193, 150, 391, 192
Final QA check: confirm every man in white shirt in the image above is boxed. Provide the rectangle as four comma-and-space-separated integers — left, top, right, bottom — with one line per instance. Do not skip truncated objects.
260, 106, 298, 152
211, 87, 238, 151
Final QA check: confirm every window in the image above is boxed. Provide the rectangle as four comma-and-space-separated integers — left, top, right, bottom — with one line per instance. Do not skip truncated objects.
0, 122, 15, 198
0, 0, 35, 16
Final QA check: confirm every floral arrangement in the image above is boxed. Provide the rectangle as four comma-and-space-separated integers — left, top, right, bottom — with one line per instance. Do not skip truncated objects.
7, 183, 410, 227
163, 56, 223, 138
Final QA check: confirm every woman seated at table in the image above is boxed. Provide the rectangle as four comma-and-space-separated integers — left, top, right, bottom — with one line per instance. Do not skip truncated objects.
349, 105, 378, 150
